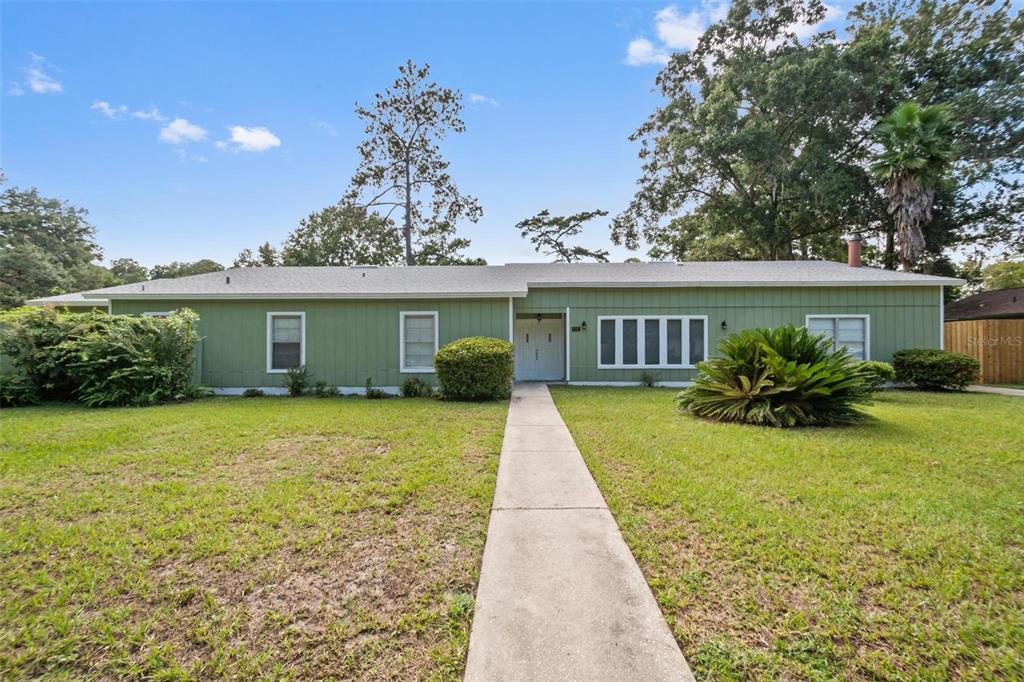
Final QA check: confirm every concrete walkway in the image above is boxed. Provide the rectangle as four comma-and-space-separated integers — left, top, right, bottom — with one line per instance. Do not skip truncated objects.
465, 383, 694, 682
967, 384, 1024, 397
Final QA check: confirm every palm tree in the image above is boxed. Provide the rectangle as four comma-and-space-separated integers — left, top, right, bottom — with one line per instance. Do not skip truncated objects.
869, 102, 955, 271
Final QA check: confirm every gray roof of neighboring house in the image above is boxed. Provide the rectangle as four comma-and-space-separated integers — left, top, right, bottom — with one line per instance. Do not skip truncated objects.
27, 261, 963, 304
24, 291, 109, 306
944, 287, 1024, 321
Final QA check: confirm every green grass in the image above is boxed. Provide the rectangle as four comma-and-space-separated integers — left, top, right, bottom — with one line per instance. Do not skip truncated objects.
0, 396, 507, 680
550, 387, 1024, 680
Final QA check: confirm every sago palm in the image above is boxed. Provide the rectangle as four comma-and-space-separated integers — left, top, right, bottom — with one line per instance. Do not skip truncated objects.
869, 102, 955, 271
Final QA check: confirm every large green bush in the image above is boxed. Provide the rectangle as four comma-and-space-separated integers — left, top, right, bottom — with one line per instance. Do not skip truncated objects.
0, 307, 203, 407
892, 348, 979, 391
675, 325, 872, 427
434, 336, 513, 401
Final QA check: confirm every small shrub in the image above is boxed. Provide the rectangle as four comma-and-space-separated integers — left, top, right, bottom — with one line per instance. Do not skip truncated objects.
858, 361, 895, 391
675, 325, 872, 427
892, 348, 980, 391
364, 377, 387, 399
400, 376, 433, 398
283, 365, 308, 396
242, 388, 264, 398
434, 336, 513, 401
313, 380, 336, 398
640, 371, 659, 388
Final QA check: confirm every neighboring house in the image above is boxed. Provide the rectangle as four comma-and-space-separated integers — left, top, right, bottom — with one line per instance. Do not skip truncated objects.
28, 246, 960, 394
944, 287, 1024, 321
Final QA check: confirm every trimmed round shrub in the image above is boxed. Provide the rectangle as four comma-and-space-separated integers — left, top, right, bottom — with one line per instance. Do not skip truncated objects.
858, 360, 896, 391
434, 336, 513, 401
892, 348, 979, 391
675, 324, 872, 427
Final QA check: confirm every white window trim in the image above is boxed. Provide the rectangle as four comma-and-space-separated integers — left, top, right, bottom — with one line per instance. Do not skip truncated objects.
805, 314, 871, 360
597, 315, 709, 369
142, 311, 171, 318
266, 311, 306, 374
400, 310, 439, 374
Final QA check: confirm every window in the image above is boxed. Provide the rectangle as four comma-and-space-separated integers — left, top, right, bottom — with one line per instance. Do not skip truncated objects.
401, 311, 439, 372
266, 312, 305, 373
805, 315, 869, 360
597, 316, 707, 368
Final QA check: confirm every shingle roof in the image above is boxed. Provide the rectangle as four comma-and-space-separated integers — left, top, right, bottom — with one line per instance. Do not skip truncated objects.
24, 291, 109, 306
944, 287, 1024, 321
28, 261, 961, 304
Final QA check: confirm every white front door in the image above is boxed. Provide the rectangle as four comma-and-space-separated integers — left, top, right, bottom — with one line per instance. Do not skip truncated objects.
514, 317, 565, 381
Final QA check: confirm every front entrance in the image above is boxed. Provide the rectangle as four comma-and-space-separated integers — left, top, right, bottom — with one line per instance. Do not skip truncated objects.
514, 315, 565, 381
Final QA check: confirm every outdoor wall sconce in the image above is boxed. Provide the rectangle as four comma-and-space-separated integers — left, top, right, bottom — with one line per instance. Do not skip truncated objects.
536, 313, 543, 322
581, 321, 587, 331
721, 320, 728, 331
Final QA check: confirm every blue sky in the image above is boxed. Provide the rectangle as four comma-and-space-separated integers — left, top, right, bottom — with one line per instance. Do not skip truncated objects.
2, 1, 840, 267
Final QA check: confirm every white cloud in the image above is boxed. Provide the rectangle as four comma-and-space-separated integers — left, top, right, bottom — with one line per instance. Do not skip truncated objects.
469, 93, 500, 108
132, 106, 167, 121
654, 5, 706, 50
159, 117, 208, 144
91, 100, 128, 119
9, 52, 62, 95
217, 125, 281, 152
314, 120, 338, 136
625, 38, 670, 66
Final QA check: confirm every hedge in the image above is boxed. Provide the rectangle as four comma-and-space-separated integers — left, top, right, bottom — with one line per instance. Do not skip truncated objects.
892, 348, 980, 391
434, 336, 513, 401
0, 307, 203, 407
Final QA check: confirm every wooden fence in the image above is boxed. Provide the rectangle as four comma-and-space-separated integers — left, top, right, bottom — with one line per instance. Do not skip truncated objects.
944, 319, 1024, 384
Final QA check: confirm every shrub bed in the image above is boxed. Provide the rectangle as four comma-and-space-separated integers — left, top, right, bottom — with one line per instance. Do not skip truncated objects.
434, 336, 513, 401
0, 307, 202, 407
676, 324, 872, 427
892, 348, 980, 391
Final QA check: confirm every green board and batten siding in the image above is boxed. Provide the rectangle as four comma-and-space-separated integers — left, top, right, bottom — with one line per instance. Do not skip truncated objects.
111, 298, 509, 389
109, 284, 940, 388
515, 286, 942, 383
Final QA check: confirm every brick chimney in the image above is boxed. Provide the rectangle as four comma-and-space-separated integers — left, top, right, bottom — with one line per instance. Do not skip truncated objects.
847, 233, 862, 267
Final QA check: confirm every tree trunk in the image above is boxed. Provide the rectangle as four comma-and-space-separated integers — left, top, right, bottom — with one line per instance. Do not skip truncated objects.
884, 227, 895, 270
403, 165, 414, 266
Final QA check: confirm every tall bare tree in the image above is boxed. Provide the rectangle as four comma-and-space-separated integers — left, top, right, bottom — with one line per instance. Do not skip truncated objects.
344, 61, 482, 265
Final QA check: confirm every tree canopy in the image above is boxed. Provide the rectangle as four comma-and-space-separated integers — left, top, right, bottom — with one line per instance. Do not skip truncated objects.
343, 61, 483, 265
149, 260, 224, 280
516, 209, 610, 262
615, 0, 1023, 270
0, 179, 105, 307
281, 205, 403, 266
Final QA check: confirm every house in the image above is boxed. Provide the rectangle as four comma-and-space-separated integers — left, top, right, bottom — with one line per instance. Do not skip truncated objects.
28, 244, 961, 394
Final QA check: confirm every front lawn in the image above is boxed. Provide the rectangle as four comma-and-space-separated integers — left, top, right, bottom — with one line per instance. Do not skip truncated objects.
0, 396, 507, 679
550, 387, 1024, 680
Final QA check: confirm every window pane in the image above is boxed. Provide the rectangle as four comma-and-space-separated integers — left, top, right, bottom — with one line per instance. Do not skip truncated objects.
666, 319, 682, 365
808, 318, 835, 342
837, 318, 865, 343
688, 319, 705, 365
644, 319, 660, 366
272, 342, 300, 369
622, 319, 638, 365
600, 320, 616, 365
842, 342, 866, 360
272, 316, 301, 343
404, 315, 436, 368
